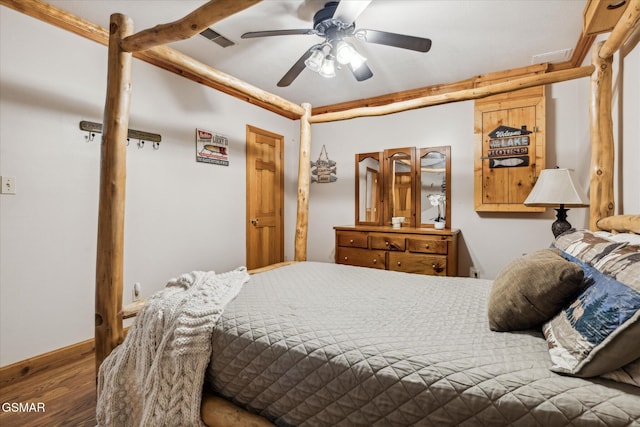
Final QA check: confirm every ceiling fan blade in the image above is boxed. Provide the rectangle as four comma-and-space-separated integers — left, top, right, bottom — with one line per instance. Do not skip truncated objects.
357, 29, 432, 52
333, 0, 372, 26
277, 48, 316, 87
241, 29, 315, 39
349, 62, 373, 82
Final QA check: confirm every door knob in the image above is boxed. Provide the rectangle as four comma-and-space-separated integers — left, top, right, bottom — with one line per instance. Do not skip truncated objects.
250, 218, 259, 225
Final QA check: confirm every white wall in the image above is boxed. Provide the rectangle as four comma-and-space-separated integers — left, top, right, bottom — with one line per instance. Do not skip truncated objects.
294, 46, 639, 279
0, 8, 297, 366
2, 7, 638, 367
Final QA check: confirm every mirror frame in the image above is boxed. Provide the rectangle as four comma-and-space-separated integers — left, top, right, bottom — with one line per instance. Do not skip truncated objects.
383, 147, 416, 227
355, 152, 384, 225
416, 146, 451, 229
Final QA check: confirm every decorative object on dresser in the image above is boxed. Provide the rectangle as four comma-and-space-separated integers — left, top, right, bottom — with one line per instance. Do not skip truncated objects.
335, 225, 458, 276
524, 168, 590, 237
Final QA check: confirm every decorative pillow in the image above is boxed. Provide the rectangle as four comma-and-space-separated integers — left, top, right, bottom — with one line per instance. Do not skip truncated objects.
594, 231, 640, 246
552, 229, 627, 266
487, 249, 585, 332
543, 243, 640, 378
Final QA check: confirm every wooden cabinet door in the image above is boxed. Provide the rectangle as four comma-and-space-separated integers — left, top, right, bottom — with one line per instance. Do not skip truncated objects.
474, 87, 546, 212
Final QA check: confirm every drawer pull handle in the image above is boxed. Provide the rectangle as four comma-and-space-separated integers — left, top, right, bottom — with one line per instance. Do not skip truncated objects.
397, 261, 401, 266
432, 263, 445, 273
385, 241, 389, 246
350, 239, 354, 244
344, 256, 348, 261
425, 243, 430, 249
373, 259, 377, 263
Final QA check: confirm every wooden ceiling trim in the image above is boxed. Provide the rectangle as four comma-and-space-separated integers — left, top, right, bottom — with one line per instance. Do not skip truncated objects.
0, 0, 302, 120
0, 0, 109, 45
120, 0, 261, 53
309, 66, 594, 124
311, 63, 553, 115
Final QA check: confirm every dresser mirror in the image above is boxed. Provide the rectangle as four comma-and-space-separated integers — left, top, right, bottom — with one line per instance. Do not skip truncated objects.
417, 146, 451, 229
384, 147, 416, 227
355, 145, 451, 229
356, 152, 384, 225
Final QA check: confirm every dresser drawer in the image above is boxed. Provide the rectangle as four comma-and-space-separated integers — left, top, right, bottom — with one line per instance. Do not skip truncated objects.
406, 237, 448, 255
388, 252, 447, 276
336, 247, 386, 269
369, 233, 405, 251
336, 231, 368, 248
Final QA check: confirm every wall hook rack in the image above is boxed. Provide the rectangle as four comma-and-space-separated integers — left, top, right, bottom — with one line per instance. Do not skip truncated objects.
79, 121, 161, 148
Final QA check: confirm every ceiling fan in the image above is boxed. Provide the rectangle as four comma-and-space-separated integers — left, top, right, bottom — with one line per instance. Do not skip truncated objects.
241, 1, 432, 87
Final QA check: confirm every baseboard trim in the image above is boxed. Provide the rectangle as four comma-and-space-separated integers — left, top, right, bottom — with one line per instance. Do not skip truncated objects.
0, 338, 95, 388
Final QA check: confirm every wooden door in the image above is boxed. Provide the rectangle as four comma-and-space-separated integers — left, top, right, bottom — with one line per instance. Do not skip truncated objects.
474, 87, 546, 212
246, 125, 284, 269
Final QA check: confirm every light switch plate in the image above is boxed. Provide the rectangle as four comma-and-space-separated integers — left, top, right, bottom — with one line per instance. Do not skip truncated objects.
1, 176, 16, 194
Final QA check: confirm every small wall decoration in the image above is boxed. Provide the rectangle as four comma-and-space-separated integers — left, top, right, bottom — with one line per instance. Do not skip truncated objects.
196, 128, 229, 166
311, 145, 337, 183
487, 125, 532, 169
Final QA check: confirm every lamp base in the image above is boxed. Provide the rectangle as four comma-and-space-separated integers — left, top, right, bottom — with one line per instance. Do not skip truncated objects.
552, 206, 571, 238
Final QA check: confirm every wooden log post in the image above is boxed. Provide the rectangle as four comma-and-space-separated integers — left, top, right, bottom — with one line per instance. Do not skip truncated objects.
589, 41, 615, 230
95, 13, 134, 373
294, 103, 312, 261
598, 0, 640, 60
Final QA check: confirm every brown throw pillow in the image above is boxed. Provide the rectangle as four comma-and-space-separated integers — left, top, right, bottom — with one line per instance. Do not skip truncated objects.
488, 249, 584, 332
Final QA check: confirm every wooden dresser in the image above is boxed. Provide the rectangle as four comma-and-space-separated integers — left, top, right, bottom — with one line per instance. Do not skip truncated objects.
334, 225, 459, 276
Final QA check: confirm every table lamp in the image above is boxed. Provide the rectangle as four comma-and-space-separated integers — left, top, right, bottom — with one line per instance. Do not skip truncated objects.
524, 168, 590, 237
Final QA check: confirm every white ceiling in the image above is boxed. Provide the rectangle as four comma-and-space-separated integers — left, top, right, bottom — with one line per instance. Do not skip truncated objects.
46, 0, 587, 107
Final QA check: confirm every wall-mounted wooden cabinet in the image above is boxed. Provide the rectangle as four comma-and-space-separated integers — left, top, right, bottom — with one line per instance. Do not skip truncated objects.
474, 87, 546, 212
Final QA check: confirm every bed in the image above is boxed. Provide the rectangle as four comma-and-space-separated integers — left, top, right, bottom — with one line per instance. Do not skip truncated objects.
206, 258, 640, 425
3, 0, 637, 426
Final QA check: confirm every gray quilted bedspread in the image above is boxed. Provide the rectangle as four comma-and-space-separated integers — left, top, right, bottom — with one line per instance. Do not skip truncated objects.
207, 262, 640, 426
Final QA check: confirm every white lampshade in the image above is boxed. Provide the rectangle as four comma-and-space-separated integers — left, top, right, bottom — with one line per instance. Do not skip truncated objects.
524, 168, 589, 207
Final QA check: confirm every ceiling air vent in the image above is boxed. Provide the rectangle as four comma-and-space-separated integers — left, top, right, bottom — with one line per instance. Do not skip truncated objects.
200, 28, 235, 48
531, 48, 573, 64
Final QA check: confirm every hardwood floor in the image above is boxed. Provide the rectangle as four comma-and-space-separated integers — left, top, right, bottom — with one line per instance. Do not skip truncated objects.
0, 352, 96, 426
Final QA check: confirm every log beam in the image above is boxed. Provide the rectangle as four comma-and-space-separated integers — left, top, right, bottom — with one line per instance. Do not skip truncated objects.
95, 13, 133, 373
309, 66, 594, 123
589, 41, 615, 230
142, 45, 305, 117
120, 0, 261, 52
294, 103, 312, 261
0, 0, 302, 119
599, 0, 640, 59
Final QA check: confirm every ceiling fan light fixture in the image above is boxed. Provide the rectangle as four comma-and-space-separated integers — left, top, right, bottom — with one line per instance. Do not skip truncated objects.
319, 56, 336, 78
304, 49, 325, 72
335, 41, 357, 64
348, 50, 367, 70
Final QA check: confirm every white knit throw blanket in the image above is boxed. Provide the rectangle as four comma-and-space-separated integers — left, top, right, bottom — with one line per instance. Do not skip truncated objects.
96, 268, 249, 427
